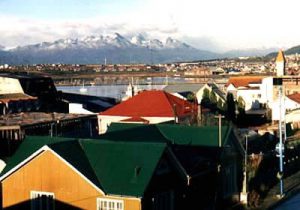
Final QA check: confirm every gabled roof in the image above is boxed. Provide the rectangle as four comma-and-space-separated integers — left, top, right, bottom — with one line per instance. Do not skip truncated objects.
100, 90, 196, 118
276, 50, 286, 63
226, 76, 264, 88
1, 136, 168, 197
207, 83, 226, 100
164, 84, 205, 93
101, 123, 233, 147
287, 93, 300, 104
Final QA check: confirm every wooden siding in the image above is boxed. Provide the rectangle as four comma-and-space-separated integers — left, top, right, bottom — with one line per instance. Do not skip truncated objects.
2, 150, 141, 210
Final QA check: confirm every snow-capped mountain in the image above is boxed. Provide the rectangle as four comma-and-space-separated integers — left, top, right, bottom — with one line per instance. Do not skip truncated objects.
12, 33, 190, 52
1, 33, 219, 64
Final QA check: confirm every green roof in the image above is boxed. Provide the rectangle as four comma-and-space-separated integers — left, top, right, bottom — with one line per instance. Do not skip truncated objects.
1, 136, 74, 175
1, 136, 167, 197
102, 123, 232, 147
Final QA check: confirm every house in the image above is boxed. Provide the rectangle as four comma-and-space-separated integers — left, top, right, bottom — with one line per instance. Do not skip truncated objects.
226, 76, 273, 111
0, 73, 66, 112
0, 136, 191, 210
99, 123, 244, 205
164, 83, 226, 105
97, 90, 197, 134
273, 93, 300, 123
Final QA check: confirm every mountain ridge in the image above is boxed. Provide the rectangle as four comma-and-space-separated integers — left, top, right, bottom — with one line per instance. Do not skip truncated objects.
0, 33, 285, 64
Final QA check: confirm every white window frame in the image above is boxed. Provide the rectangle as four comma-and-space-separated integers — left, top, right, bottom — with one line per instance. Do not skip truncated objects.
97, 198, 124, 210
30, 191, 55, 210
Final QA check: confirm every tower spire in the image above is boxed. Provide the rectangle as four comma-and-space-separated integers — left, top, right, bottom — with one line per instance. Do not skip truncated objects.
276, 49, 286, 77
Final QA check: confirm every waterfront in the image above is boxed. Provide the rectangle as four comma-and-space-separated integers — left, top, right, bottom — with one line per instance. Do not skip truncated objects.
56, 76, 185, 99
55, 75, 227, 99
57, 84, 166, 100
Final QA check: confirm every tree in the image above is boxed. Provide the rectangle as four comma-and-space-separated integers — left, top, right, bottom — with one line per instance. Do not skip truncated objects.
187, 92, 196, 102
217, 98, 225, 112
237, 96, 246, 125
209, 91, 217, 105
226, 93, 236, 121
237, 96, 245, 111
202, 88, 210, 100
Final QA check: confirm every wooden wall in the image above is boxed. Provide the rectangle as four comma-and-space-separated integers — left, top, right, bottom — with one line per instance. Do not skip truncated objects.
2, 150, 141, 210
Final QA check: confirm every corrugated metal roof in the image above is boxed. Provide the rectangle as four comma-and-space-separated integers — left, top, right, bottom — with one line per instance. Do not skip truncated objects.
0, 93, 37, 103
0, 112, 95, 127
100, 90, 197, 118
102, 123, 232, 147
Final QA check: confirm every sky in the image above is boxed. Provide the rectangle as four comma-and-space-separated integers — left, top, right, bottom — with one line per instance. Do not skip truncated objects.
0, 0, 300, 52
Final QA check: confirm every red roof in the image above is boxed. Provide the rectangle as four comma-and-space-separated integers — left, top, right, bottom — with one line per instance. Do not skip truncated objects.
226, 76, 264, 88
100, 90, 197, 118
287, 93, 300, 104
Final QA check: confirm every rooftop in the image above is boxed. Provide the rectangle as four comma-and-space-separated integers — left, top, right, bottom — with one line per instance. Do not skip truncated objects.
163, 83, 205, 93
100, 123, 233, 147
1, 136, 168, 197
0, 112, 95, 127
0, 93, 37, 103
100, 90, 196, 118
287, 93, 300, 104
226, 76, 265, 88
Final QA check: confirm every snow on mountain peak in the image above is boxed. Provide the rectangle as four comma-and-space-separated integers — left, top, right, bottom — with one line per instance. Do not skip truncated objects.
9, 33, 192, 52
130, 34, 146, 45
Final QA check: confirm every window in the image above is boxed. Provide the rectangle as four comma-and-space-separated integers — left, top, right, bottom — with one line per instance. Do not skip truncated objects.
97, 198, 124, 210
31, 191, 54, 210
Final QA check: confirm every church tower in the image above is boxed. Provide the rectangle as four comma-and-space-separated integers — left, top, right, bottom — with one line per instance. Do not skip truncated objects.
276, 50, 286, 77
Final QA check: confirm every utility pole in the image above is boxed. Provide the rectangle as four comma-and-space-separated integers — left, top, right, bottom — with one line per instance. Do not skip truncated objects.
214, 114, 224, 147
241, 134, 248, 204
278, 85, 284, 197
274, 77, 285, 198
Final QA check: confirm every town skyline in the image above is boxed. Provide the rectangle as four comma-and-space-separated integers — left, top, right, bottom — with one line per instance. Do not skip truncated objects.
1, 0, 300, 52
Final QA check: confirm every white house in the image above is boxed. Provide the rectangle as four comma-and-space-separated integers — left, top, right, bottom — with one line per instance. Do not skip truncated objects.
226, 76, 273, 111
272, 93, 300, 121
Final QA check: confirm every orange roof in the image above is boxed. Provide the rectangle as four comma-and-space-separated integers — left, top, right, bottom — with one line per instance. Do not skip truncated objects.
276, 50, 286, 63
287, 93, 300, 104
100, 90, 197, 118
226, 76, 264, 88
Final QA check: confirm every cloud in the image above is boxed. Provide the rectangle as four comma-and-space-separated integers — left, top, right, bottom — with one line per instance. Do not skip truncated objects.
1, 0, 300, 51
